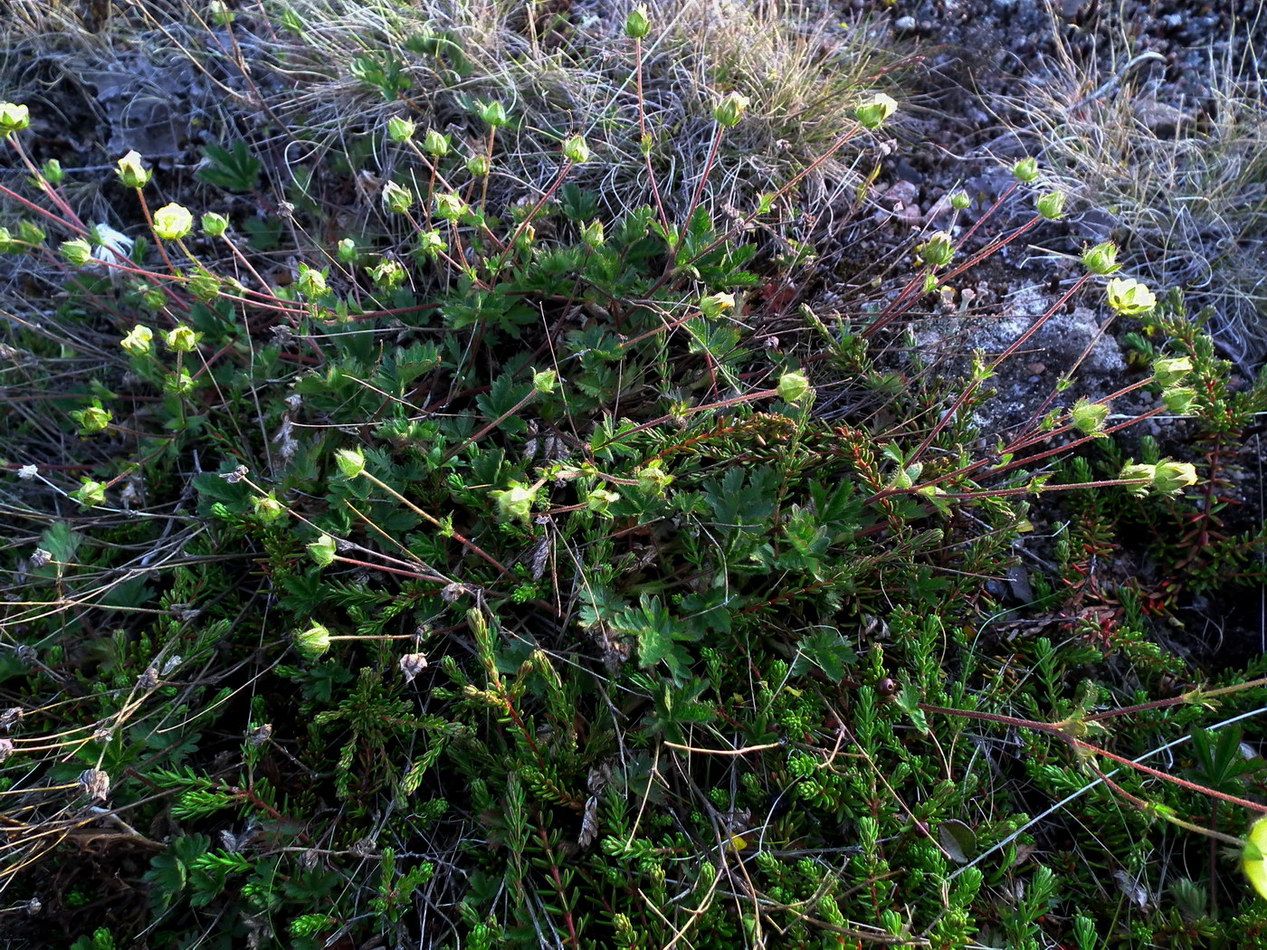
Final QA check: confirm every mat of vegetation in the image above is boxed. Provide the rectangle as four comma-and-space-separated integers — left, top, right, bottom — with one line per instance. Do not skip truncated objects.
2, 2, 1267, 949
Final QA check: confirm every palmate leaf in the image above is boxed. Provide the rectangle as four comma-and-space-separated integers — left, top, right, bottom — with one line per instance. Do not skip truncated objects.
612, 594, 695, 682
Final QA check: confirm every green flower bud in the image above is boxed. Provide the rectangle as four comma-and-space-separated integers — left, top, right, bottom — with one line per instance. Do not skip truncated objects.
636, 461, 673, 496
532, 369, 558, 394
1069, 398, 1108, 435
169, 368, 196, 395
382, 181, 414, 214
923, 272, 939, 294
72, 478, 107, 509
580, 218, 605, 247
201, 212, 229, 237
416, 230, 446, 258
777, 371, 812, 403
1152, 356, 1192, 388
252, 495, 286, 522
1119, 462, 1156, 497
1036, 191, 1066, 220
121, 324, 153, 355
71, 402, 112, 435
855, 93, 898, 130
465, 154, 490, 177
337, 238, 358, 263
1012, 157, 1039, 183
187, 269, 221, 301
949, 190, 970, 210
308, 534, 338, 568
625, 4, 651, 38
296, 264, 328, 298
699, 293, 736, 319
0, 101, 30, 134
387, 115, 416, 143
562, 134, 590, 164
17, 220, 45, 245
59, 239, 93, 266
714, 92, 750, 128
1081, 241, 1120, 275
434, 192, 466, 221
41, 159, 63, 186
476, 100, 508, 128
152, 203, 193, 241
368, 258, 406, 289
1153, 460, 1197, 495
335, 448, 366, 478
586, 487, 621, 515
1105, 277, 1156, 316
422, 128, 449, 156
293, 623, 331, 659
115, 150, 151, 188
141, 285, 167, 310
491, 483, 536, 523
916, 231, 955, 268
72, 478, 107, 507
0, 227, 14, 253
1162, 387, 1197, 415
165, 325, 200, 353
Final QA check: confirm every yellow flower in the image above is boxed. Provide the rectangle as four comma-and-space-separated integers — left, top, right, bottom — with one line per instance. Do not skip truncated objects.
1243, 815, 1267, 899
153, 203, 193, 241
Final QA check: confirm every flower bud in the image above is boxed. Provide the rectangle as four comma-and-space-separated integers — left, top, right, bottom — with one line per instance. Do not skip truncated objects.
337, 238, 358, 263
382, 181, 414, 214
1153, 460, 1197, 495
41, 159, 63, 186
369, 258, 406, 289
153, 203, 193, 241
562, 134, 590, 164
422, 129, 449, 156
295, 264, 328, 298
293, 623, 332, 659
476, 100, 508, 128
252, 495, 286, 522
1036, 191, 1065, 220
1012, 157, 1039, 183
699, 293, 736, 318
917, 231, 955, 268
188, 269, 221, 301
949, 190, 970, 210
1070, 398, 1108, 435
72, 403, 112, 435
0, 227, 14, 253
1119, 462, 1156, 497
714, 92, 750, 128
434, 192, 466, 221
625, 4, 651, 38
532, 369, 558, 394
121, 324, 154, 355
72, 479, 107, 507
1162, 387, 1197, 415
1081, 241, 1120, 275
465, 154, 490, 177
60, 239, 93, 266
581, 218, 605, 247
116, 150, 151, 188
0, 101, 30, 134
416, 230, 446, 258
387, 115, 416, 143
165, 325, 200, 353
335, 448, 366, 478
201, 212, 229, 237
855, 93, 898, 130
777, 371, 812, 403
586, 487, 620, 515
1105, 277, 1156, 316
308, 534, 338, 568
1152, 356, 1192, 388
491, 484, 536, 523
636, 461, 672, 496
17, 220, 45, 245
